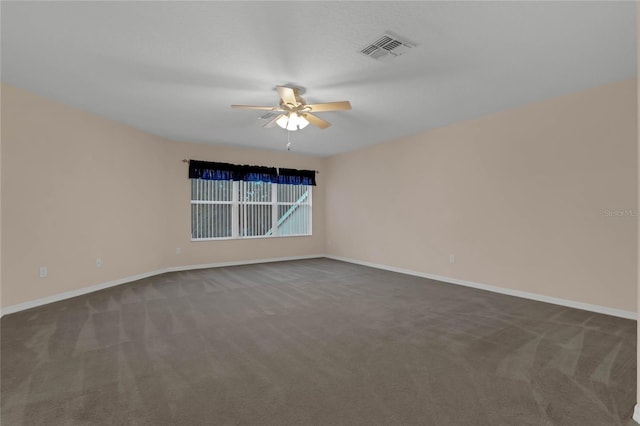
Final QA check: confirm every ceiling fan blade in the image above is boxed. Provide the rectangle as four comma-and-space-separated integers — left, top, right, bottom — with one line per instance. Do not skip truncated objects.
231, 105, 281, 111
276, 86, 298, 107
263, 114, 284, 129
304, 113, 331, 129
306, 101, 352, 112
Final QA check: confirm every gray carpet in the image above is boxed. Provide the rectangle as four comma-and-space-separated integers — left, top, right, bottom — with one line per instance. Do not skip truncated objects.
1, 258, 637, 425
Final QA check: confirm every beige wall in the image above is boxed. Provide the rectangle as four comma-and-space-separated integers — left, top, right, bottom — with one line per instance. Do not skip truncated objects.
0, 84, 3, 309
1, 84, 325, 308
2, 77, 637, 316
636, 0, 639, 416
326, 78, 637, 313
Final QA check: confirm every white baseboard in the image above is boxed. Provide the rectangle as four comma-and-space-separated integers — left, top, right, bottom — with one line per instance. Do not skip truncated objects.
164, 255, 321, 273
0, 268, 168, 318
325, 255, 637, 320
0, 254, 323, 317
3, 254, 636, 321
634, 404, 640, 424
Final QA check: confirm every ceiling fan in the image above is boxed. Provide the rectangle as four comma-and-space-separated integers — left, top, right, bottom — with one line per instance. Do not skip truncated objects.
231, 86, 351, 131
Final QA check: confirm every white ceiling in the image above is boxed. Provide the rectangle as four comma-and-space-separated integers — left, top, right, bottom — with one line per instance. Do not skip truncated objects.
1, 1, 636, 156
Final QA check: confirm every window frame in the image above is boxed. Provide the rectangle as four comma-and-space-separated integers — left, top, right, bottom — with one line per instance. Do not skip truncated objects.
190, 180, 312, 241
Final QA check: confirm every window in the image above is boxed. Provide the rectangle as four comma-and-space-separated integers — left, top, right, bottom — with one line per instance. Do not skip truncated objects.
191, 180, 312, 240
275, 183, 311, 236
191, 179, 233, 239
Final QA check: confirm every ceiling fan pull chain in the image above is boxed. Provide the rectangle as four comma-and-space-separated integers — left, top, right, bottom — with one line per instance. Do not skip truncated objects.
287, 131, 292, 151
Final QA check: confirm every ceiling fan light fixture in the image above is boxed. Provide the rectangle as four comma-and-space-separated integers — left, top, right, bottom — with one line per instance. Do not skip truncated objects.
276, 112, 309, 131
276, 114, 289, 129
232, 85, 350, 132
295, 114, 310, 130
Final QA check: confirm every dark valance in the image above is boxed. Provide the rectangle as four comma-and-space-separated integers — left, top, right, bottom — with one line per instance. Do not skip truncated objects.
188, 160, 316, 186
277, 168, 316, 186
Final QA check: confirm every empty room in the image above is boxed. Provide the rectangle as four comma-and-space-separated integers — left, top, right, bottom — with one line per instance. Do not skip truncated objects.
1, 1, 639, 425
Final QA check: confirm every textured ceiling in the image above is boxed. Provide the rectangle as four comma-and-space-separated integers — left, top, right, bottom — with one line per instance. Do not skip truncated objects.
1, 1, 636, 156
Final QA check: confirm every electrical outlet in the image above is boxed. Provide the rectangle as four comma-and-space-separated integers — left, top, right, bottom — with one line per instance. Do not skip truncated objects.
449, 254, 455, 264
96, 258, 102, 268
39, 266, 47, 278
176, 247, 181, 255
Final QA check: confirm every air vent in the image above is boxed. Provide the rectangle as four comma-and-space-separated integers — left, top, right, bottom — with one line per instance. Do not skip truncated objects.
359, 32, 415, 61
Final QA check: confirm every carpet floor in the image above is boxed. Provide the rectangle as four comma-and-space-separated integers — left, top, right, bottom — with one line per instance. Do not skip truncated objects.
1, 258, 637, 425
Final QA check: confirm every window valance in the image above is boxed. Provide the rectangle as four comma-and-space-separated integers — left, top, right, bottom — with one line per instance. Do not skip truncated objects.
276, 168, 316, 186
188, 160, 316, 186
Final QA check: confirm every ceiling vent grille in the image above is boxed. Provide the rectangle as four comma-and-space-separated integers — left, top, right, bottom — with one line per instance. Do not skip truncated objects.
359, 32, 415, 61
